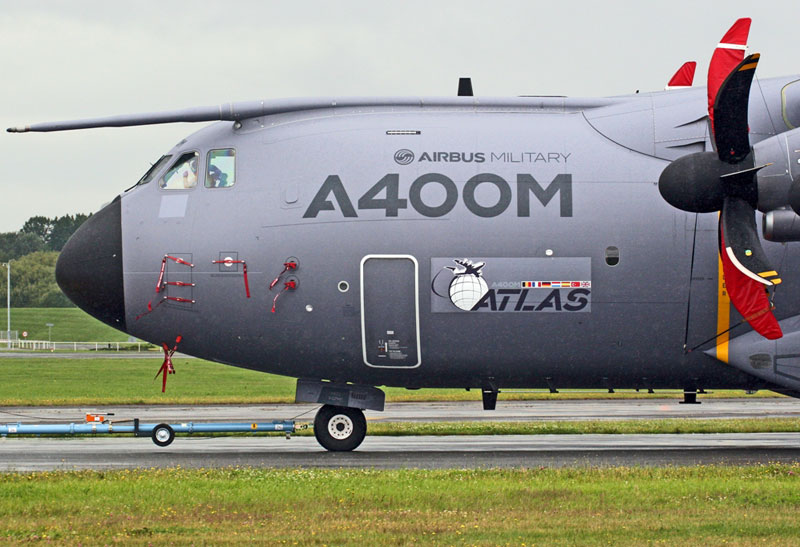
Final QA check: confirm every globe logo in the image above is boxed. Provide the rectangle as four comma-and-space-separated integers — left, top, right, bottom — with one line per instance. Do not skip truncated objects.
394, 149, 415, 165
446, 259, 488, 311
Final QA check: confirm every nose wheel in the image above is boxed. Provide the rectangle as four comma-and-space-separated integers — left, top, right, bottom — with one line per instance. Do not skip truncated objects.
313, 405, 366, 451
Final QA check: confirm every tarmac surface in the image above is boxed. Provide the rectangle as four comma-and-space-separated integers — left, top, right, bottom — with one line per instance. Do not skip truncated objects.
1, 399, 799, 470
3, 398, 800, 423
2, 434, 800, 471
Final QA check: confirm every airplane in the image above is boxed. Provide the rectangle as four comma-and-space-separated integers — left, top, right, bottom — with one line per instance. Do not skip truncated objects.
8, 18, 800, 451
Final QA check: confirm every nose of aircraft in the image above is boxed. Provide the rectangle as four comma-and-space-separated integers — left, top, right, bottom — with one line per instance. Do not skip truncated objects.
56, 197, 126, 330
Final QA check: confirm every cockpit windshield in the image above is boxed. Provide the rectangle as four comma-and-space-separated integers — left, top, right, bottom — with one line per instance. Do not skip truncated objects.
160, 152, 200, 190
134, 155, 172, 187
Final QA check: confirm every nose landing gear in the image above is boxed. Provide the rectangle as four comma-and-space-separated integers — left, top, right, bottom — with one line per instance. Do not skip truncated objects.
313, 404, 367, 452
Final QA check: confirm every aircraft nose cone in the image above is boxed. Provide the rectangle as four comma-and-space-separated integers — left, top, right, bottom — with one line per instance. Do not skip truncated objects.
56, 198, 126, 330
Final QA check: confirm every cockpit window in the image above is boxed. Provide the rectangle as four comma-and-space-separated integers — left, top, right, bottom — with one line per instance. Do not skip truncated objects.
160, 152, 199, 190
206, 149, 236, 188
135, 155, 172, 187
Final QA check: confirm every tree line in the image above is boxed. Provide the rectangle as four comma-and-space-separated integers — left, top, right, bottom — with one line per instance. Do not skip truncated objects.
0, 214, 90, 308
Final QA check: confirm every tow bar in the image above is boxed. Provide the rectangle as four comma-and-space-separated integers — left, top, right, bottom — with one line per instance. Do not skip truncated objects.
0, 415, 300, 447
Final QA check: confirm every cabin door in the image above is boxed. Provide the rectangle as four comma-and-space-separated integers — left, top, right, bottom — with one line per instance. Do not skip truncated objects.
360, 255, 421, 368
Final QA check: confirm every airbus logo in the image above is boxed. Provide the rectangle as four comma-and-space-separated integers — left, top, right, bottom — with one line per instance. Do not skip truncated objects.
396, 151, 485, 163
394, 149, 415, 165
419, 152, 485, 163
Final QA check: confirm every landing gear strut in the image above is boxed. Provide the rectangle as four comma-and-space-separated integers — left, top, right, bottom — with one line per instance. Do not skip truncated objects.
680, 390, 701, 404
313, 405, 367, 452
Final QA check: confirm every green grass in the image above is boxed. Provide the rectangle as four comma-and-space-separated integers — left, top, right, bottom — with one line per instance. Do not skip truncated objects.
0, 358, 297, 405
360, 418, 800, 435
6, 308, 130, 342
0, 357, 786, 405
1, 466, 799, 545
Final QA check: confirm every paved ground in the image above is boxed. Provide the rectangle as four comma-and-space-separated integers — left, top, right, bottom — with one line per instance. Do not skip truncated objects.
1, 434, 799, 471
1, 400, 799, 470
2, 398, 799, 423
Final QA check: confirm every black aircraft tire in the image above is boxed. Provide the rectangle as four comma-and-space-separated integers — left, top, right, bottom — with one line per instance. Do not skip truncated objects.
151, 423, 175, 447
313, 405, 367, 452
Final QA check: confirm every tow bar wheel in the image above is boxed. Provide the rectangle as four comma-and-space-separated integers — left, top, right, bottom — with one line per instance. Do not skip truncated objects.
313, 405, 366, 451
152, 423, 175, 447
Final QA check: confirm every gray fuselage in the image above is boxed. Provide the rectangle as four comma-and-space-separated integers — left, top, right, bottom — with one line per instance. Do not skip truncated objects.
62, 77, 800, 392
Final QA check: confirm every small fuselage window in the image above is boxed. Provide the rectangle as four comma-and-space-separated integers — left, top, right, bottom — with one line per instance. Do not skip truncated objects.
160, 152, 200, 190
206, 149, 236, 188
605, 246, 620, 267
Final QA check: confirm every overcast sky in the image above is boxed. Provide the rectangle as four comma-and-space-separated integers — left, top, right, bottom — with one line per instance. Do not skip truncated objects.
1, 1, 797, 233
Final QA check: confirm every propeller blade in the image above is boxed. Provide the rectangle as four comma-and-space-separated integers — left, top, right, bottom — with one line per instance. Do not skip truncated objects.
721, 196, 780, 285
713, 53, 760, 163
665, 61, 697, 90
707, 18, 751, 137
719, 197, 782, 339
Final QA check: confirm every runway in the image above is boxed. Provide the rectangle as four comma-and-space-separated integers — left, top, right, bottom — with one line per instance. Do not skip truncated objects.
1, 399, 799, 470
3, 397, 800, 423
1, 434, 799, 471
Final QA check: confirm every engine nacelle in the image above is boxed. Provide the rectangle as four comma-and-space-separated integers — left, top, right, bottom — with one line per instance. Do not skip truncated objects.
763, 209, 800, 242
754, 126, 800, 212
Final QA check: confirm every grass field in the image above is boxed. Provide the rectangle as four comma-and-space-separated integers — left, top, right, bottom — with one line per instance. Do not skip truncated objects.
2, 466, 799, 545
0, 357, 296, 405
5, 308, 130, 342
0, 357, 785, 405
361, 418, 800, 435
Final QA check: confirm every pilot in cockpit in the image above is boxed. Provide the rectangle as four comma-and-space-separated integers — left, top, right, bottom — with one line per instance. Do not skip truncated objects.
160, 153, 198, 190
182, 157, 198, 188
207, 164, 229, 188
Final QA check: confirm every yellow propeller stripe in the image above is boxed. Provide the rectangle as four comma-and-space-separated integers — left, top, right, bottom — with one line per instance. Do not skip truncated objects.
716, 253, 730, 364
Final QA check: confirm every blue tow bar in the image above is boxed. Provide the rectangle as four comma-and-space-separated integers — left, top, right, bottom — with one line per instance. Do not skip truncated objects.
0, 420, 297, 447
